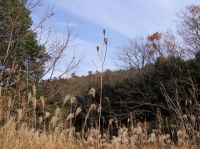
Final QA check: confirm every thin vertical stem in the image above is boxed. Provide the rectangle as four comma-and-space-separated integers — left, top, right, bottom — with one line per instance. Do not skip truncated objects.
98, 36, 108, 148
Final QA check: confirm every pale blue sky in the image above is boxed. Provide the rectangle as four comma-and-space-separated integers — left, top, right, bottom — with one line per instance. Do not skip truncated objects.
32, 0, 199, 77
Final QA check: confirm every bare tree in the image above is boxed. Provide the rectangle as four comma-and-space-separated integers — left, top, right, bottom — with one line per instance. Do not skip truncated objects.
147, 32, 183, 60
116, 32, 182, 70
177, 5, 200, 56
162, 31, 183, 57
116, 38, 148, 69
41, 26, 81, 81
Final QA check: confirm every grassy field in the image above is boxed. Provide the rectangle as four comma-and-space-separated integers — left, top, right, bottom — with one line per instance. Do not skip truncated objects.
0, 117, 198, 149
0, 86, 199, 149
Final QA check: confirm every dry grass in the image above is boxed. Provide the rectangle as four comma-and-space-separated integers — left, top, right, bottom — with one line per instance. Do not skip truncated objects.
0, 84, 200, 149
0, 117, 199, 149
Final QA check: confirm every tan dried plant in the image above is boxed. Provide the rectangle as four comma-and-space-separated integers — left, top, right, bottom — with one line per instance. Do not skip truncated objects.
39, 116, 43, 124
39, 96, 45, 109
63, 95, 77, 105
82, 104, 97, 134
32, 84, 36, 97
27, 92, 32, 104
75, 107, 82, 116
45, 112, 51, 118
32, 97, 37, 109
55, 107, 61, 118
177, 127, 187, 148
50, 116, 58, 128
66, 113, 75, 121
88, 88, 96, 97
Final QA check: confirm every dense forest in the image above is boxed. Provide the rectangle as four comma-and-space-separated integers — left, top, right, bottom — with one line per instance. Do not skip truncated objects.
0, 0, 200, 148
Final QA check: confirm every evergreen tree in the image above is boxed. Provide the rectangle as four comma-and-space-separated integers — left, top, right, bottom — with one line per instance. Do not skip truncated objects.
0, 0, 49, 86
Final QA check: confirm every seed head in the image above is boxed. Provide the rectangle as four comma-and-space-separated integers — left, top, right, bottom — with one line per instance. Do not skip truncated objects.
55, 107, 61, 117
39, 116, 43, 124
66, 113, 74, 121
96, 45, 100, 52
103, 29, 106, 36
39, 96, 45, 109
109, 119, 113, 126
32, 97, 37, 109
97, 105, 101, 113
88, 88, 96, 97
70, 96, 77, 104
32, 84, 36, 97
182, 114, 187, 120
50, 116, 58, 127
75, 107, 82, 116
104, 37, 108, 45
45, 112, 50, 118
63, 95, 77, 105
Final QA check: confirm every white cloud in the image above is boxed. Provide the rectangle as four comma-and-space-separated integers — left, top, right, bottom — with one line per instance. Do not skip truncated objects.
51, 0, 200, 38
